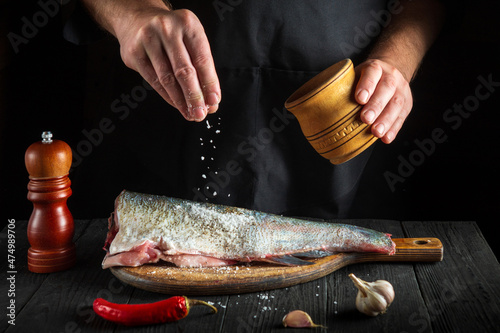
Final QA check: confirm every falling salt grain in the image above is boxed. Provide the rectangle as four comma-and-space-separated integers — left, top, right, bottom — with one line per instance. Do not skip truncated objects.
201, 156, 205, 160
202, 174, 207, 179
215, 130, 220, 134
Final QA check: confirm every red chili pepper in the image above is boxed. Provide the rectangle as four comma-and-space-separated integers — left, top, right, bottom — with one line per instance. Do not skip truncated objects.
93, 296, 217, 326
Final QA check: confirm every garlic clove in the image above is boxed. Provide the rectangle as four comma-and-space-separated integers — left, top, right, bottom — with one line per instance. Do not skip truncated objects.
282, 310, 326, 328
370, 280, 395, 309
349, 273, 395, 317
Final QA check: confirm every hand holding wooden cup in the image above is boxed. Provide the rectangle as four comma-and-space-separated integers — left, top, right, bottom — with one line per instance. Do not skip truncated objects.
285, 59, 377, 164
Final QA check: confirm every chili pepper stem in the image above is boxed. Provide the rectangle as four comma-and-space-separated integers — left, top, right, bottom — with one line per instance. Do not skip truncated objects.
185, 297, 218, 315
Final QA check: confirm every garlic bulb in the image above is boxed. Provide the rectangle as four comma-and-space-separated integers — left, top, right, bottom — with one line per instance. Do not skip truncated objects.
282, 310, 325, 328
348, 273, 395, 316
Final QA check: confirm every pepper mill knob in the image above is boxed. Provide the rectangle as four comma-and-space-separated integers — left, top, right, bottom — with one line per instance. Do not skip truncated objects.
25, 131, 76, 273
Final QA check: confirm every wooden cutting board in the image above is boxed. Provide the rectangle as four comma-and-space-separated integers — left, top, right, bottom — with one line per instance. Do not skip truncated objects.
109, 238, 442, 295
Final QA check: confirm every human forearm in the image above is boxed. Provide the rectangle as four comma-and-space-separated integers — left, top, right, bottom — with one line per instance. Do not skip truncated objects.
355, 0, 446, 143
368, 0, 446, 82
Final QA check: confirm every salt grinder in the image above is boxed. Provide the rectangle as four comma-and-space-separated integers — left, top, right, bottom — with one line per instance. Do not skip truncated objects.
25, 131, 76, 273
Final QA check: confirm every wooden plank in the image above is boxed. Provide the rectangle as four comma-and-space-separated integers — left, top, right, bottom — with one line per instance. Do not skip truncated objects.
4, 219, 136, 333
220, 275, 329, 332
325, 220, 434, 333
403, 221, 500, 333
0, 219, 92, 331
8, 219, 499, 332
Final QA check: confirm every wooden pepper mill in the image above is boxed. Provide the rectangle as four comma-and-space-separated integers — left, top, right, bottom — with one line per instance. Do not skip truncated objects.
25, 131, 76, 273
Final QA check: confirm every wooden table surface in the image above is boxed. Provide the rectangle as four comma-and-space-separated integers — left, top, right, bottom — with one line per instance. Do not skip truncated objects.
1, 219, 500, 333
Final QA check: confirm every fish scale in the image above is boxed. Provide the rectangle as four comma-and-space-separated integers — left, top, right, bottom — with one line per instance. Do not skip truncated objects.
102, 190, 396, 268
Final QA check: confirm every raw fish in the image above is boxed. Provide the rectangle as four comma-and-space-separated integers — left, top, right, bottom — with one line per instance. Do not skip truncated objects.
102, 190, 395, 268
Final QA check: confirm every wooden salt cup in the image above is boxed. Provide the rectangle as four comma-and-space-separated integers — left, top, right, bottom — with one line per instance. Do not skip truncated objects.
285, 59, 377, 164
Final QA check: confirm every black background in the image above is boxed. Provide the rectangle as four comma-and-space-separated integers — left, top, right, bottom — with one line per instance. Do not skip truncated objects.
1, 1, 499, 257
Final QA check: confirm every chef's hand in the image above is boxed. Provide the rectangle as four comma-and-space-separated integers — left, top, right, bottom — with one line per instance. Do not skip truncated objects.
355, 59, 413, 144
115, 8, 220, 122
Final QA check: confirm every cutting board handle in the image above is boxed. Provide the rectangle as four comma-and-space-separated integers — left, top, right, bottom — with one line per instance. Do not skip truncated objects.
379, 237, 443, 262
354, 238, 443, 263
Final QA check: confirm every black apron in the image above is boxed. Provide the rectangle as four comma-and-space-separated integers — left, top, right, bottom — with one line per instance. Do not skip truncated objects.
69, 1, 388, 218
